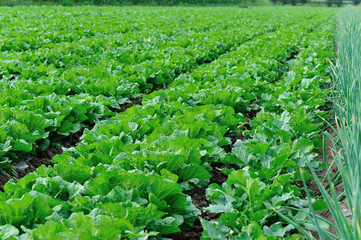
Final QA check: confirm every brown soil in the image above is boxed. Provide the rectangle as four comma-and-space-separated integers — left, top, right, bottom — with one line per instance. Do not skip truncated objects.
163, 162, 240, 240
244, 99, 261, 120
245, 109, 259, 120
59, 128, 88, 148
302, 117, 352, 239
308, 120, 340, 193
14, 147, 60, 178
210, 162, 240, 185
312, 120, 351, 239
164, 219, 203, 240
224, 132, 245, 153
272, 78, 281, 84
286, 50, 299, 61
0, 129, 82, 191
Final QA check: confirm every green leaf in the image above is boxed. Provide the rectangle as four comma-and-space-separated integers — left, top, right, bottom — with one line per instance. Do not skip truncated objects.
253, 142, 269, 154
0, 225, 19, 239
227, 169, 248, 186
271, 192, 293, 207
12, 139, 32, 152
178, 164, 211, 182
312, 198, 328, 211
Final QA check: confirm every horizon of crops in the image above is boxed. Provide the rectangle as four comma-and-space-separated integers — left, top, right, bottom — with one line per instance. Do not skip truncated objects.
0, 6, 341, 239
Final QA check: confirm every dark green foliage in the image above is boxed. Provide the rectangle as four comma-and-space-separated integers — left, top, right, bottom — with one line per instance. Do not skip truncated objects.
60, 0, 74, 5
326, 0, 343, 7
103, 0, 245, 5
0, 0, 252, 6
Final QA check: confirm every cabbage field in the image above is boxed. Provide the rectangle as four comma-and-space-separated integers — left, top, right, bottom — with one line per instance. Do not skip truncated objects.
0, 6, 340, 239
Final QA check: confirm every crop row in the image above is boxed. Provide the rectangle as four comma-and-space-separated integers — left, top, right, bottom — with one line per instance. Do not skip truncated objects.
201, 19, 335, 240
0, 7, 313, 169
1, 7, 252, 51
0, 7, 337, 239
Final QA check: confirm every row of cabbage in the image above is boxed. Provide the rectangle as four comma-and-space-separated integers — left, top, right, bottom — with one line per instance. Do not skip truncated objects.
0, 7, 302, 168
0, 7, 337, 239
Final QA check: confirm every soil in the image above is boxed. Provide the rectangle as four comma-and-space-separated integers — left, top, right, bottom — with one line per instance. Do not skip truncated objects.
163, 162, 240, 240
163, 219, 203, 240
292, 115, 350, 239
245, 109, 259, 120
286, 50, 299, 61
224, 132, 245, 153
244, 99, 261, 120
272, 78, 281, 84
59, 128, 88, 148
0, 129, 81, 191
310, 119, 351, 239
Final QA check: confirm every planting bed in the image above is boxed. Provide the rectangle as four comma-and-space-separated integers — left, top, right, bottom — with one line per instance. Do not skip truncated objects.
0, 6, 338, 239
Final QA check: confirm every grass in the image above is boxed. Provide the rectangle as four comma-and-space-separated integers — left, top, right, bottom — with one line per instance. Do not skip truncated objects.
307, 7, 361, 240
270, 6, 361, 240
